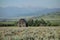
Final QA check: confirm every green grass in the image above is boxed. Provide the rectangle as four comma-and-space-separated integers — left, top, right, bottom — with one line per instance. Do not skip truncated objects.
0, 21, 16, 24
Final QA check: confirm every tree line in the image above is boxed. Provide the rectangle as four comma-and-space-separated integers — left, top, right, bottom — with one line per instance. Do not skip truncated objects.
27, 19, 51, 26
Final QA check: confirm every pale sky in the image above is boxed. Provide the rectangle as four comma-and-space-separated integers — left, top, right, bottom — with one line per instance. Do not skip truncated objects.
0, 0, 60, 8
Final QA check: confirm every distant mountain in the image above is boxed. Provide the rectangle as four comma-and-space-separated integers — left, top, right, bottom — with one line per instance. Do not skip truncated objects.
0, 7, 60, 18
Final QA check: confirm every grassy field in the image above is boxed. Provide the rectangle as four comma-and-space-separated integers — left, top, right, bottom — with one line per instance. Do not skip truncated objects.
0, 21, 16, 25
0, 27, 60, 40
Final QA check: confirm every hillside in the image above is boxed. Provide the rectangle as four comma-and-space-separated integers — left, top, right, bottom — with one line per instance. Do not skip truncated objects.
33, 12, 60, 26
36, 12, 60, 20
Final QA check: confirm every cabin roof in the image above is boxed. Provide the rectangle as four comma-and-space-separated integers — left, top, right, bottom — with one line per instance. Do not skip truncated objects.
19, 19, 27, 23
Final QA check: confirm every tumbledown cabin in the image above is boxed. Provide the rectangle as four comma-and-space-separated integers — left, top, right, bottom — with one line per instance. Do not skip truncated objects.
18, 19, 28, 27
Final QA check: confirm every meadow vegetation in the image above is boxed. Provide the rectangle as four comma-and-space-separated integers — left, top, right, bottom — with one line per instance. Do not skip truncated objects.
0, 27, 60, 40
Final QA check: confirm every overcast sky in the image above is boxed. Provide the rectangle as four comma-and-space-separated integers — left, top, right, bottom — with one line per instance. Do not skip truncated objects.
0, 0, 60, 8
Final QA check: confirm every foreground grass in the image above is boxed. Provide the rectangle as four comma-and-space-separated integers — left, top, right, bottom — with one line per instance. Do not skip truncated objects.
0, 27, 60, 40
